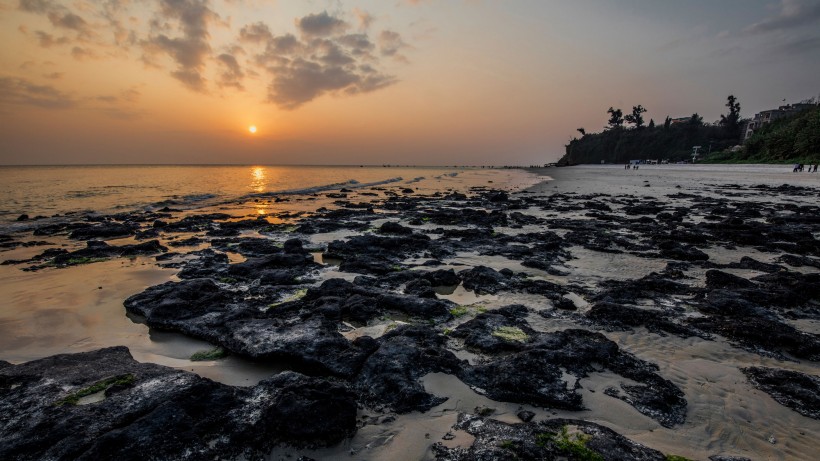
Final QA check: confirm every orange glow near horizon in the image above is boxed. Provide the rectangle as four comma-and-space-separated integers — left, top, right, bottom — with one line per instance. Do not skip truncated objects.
248, 125, 257, 134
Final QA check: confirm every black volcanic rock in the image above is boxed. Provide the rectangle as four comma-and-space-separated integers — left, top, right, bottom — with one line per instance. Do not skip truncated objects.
0, 347, 357, 460
8, 239, 168, 269
353, 325, 464, 413
689, 315, 820, 361
453, 313, 687, 427
587, 302, 703, 338
68, 223, 136, 240
432, 414, 666, 461
378, 221, 414, 235
459, 266, 512, 295
741, 367, 820, 420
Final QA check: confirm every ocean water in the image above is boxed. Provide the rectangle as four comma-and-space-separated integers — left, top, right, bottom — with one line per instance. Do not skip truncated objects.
0, 165, 541, 229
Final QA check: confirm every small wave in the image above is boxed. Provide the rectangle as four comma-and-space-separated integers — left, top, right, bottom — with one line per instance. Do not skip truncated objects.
149, 193, 218, 209
66, 190, 103, 198
246, 180, 360, 199
406, 177, 425, 184
244, 177, 404, 200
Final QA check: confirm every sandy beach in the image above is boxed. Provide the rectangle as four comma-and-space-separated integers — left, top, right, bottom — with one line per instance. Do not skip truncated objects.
1, 164, 819, 460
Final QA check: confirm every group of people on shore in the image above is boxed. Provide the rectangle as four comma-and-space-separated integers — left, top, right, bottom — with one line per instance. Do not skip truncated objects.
793, 164, 819, 172
624, 164, 639, 170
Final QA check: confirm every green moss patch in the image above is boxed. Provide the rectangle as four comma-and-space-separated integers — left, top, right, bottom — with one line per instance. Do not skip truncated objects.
491, 326, 529, 343
536, 426, 603, 461
65, 257, 108, 266
665, 455, 694, 461
269, 288, 309, 308
190, 347, 228, 361
55, 373, 135, 406
449, 306, 469, 317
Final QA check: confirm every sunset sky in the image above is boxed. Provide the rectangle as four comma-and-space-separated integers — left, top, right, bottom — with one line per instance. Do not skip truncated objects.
1, 0, 819, 165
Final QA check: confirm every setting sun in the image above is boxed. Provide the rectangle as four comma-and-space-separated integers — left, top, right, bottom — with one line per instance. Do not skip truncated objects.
248, 125, 257, 134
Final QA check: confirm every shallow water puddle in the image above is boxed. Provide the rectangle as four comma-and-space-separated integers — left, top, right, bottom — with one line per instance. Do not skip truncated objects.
597, 328, 820, 460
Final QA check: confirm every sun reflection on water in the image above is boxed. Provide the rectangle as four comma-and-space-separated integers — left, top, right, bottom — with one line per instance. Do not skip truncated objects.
250, 166, 266, 193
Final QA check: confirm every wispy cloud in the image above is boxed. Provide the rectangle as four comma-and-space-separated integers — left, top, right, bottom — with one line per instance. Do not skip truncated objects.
744, 0, 820, 34
0, 76, 76, 108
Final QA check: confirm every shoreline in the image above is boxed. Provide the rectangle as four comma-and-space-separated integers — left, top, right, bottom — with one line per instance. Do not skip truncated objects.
2, 165, 819, 460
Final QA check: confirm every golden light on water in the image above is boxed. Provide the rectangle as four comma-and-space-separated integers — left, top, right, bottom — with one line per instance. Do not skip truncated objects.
250, 166, 266, 193
248, 125, 257, 134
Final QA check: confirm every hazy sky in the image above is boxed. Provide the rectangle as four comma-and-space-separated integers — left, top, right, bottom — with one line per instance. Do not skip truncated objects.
1, 0, 819, 165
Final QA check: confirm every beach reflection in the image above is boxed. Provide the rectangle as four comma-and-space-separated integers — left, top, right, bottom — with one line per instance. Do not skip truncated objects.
250, 166, 266, 193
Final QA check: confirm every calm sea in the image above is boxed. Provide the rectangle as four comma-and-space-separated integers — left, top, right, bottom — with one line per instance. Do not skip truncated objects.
0, 165, 541, 228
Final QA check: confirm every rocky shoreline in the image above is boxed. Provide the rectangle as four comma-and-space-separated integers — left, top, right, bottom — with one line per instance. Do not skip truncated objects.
2, 167, 819, 460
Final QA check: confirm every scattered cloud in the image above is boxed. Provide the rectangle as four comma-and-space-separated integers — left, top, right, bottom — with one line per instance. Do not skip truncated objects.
216, 53, 244, 89
744, 0, 820, 34
12, 3, 408, 109
0, 76, 76, 109
42, 72, 63, 79
296, 11, 349, 37
143, 0, 218, 92
243, 11, 400, 109
238, 22, 272, 43
18, 0, 54, 14
378, 30, 409, 61
353, 8, 374, 31
47, 10, 90, 34
89, 87, 143, 119
34, 30, 69, 47
71, 46, 97, 60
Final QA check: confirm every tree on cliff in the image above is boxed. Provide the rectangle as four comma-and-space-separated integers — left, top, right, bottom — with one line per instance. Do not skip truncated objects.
624, 105, 647, 129
606, 107, 624, 129
577, 128, 586, 136
719, 94, 742, 140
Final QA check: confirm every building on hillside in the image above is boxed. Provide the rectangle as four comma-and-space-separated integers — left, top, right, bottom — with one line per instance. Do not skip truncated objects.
742, 102, 818, 141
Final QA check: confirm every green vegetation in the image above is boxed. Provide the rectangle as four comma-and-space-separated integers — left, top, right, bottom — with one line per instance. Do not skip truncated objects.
218, 276, 237, 284
563, 111, 733, 165
269, 288, 308, 308
475, 406, 495, 416
492, 326, 529, 343
449, 306, 469, 317
442, 328, 452, 335
190, 347, 228, 361
536, 426, 603, 461
665, 455, 694, 461
499, 440, 517, 450
704, 105, 820, 164
55, 373, 135, 406
65, 257, 108, 265
563, 95, 820, 165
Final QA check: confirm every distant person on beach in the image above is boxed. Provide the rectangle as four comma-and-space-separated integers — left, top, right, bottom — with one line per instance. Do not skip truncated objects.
793, 164, 799, 173
814, 165, 818, 173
